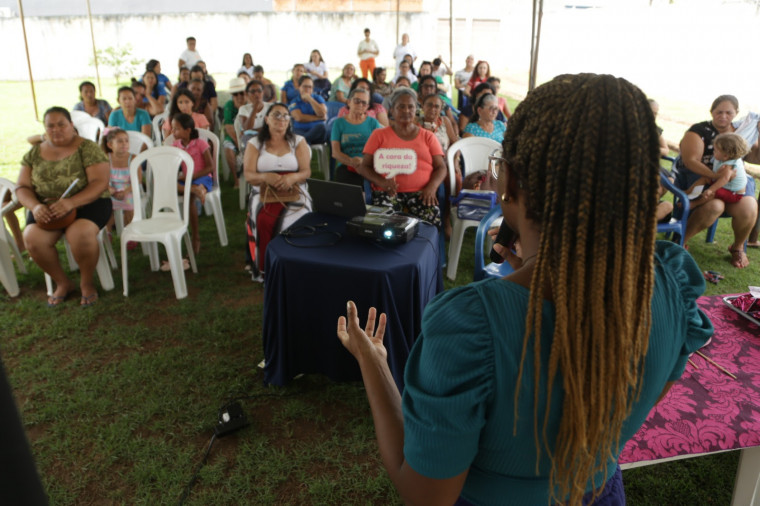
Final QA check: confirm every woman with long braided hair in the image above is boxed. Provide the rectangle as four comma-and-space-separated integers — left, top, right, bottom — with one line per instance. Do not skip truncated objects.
337, 74, 713, 505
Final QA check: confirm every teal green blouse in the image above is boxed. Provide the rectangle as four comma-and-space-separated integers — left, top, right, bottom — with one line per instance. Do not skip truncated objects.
402, 241, 713, 505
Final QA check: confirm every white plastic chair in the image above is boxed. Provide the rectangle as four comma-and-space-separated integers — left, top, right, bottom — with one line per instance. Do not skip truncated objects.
0, 179, 21, 297
197, 129, 228, 246
74, 117, 105, 143
445, 137, 502, 281
70, 110, 91, 123
1, 178, 26, 275
44, 228, 116, 296
121, 147, 197, 300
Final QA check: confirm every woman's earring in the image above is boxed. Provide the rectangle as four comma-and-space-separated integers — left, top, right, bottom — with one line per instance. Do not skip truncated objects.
501, 193, 510, 203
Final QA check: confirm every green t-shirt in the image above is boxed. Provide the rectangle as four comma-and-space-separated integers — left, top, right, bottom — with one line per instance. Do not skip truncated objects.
223, 100, 239, 143
21, 139, 109, 200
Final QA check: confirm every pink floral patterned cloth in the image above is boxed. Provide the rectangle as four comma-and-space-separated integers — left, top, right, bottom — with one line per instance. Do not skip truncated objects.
620, 294, 760, 464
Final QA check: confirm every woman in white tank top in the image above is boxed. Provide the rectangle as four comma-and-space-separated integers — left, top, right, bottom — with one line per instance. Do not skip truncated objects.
243, 103, 312, 279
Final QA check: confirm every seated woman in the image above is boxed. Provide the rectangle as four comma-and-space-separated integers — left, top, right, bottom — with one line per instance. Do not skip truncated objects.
458, 82, 506, 133
331, 88, 382, 187
358, 88, 447, 225
252, 65, 278, 103
288, 75, 327, 145
337, 78, 389, 127
73, 81, 112, 124
337, 73, 713, 506
417, 93, 457, 155
464, 59, 491, 97
187, 79, 214, 128
16, 107, 112, 307
462, 93, 507, 142
675, 94, 759, 267
237, 80, 272, 145
146, 59, 172, 95
281, 63, 306, 104
238, 53, 254, 79
411, 61, 445, 94
486, 76, 512, 119
137, 70, 166, 117
372, 67, 393, 99
172, 66, 190, 97
417, 75, 459, 137
243, 103, 312, 281
161, 89, 210, 139
108, 87, 152, 137
305, 49, 331, 100
329, 63, 356, 104
393, 61, 417, 85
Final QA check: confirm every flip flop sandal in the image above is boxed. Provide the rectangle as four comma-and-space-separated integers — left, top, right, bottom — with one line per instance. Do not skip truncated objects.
80, 293, 98, 308
47, 291, 72, 308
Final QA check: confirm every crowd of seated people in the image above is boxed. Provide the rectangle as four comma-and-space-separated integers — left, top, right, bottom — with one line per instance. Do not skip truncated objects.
49, 33, 759, 281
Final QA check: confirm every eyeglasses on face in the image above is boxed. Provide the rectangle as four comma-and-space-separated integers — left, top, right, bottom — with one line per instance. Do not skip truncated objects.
232, 91, 244, 97
488, 148, 507, 180
248, 88, 263, 94
270, 112, 290, 121
352, 98, 369, 106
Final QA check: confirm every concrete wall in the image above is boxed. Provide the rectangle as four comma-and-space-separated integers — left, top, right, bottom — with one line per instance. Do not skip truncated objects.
0, 1, 528, 83
0, 11, 452, 82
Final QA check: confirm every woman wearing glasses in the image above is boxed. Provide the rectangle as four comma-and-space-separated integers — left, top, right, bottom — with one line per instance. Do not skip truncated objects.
338, 74, 712, 505
243, 103, 311, 281
462, 93, 506, 142
330, 88, 382, 187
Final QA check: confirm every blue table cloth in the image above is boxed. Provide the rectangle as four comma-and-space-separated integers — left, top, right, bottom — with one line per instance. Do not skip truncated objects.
263, 212, 443, 391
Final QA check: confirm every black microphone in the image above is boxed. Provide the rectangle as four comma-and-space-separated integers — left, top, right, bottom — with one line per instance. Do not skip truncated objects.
489, 220, 517, 264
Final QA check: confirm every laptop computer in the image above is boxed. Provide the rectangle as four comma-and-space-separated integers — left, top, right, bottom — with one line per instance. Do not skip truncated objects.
307, 178, 369, 218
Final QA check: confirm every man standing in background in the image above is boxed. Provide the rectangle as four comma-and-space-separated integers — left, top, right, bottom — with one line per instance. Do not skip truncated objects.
357, 28, 379, 79
178, 36, 202, 70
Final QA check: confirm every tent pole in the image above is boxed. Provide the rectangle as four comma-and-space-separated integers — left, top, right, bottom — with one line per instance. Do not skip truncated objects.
17, 0, 39, 121
533, 0, 544, 90
396, 0, 400, 48
85, 0, 102, 93
449, 0, 453, 90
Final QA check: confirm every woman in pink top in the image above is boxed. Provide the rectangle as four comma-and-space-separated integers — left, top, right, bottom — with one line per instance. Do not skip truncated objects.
162, 89, 210, 140
171, 113, 213, 254
358, 88, 447, 225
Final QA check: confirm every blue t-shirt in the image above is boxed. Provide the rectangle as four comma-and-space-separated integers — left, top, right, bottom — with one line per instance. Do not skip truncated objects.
288, 93, 326, 131
402, 241, 713, 505
330, 116, 381, 169
281, 80, 297, 103
107, 108, 152, 132
712, 157, 747, 192
463, 120, 507, 142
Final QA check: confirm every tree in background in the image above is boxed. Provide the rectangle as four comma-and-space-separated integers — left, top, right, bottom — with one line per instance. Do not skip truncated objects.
90, 44, 141, 84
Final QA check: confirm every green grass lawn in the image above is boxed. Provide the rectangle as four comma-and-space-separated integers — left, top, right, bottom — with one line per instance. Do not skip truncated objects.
2, 78, 758, 504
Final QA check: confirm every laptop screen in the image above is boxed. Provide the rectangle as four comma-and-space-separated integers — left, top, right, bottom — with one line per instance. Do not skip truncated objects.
307, 179, 368, 219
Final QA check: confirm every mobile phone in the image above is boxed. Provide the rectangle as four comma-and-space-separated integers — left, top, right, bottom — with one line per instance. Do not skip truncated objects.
489, 221, 516, 264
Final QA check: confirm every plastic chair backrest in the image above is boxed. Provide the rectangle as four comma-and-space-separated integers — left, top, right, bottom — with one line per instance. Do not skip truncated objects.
0, 177, 15, 209
196, 129, 221, 189
74, 117, 105, 142
127, 131, 154, 156
473, 204, 514, 281
326, 101, 345, 121
152, 111, 169, 146
70, 110, 91, 123
446, 137, 501, 193
130, 147, 194, 227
